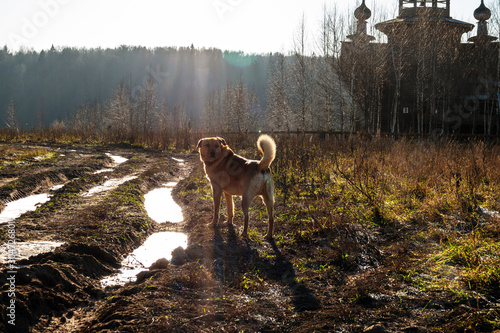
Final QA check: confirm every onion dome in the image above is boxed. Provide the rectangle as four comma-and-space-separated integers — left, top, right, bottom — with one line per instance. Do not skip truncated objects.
474, 0, 491, 21
354, 0, 372, 22
347, 0, 375, 43
468, 0, 497, 43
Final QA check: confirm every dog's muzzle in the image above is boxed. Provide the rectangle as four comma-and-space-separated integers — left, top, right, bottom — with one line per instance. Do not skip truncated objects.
209, 150, 217, 158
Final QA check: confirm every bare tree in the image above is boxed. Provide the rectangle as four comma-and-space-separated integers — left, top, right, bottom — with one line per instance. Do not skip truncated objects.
492, 0, 500, 134
72, 102, 103, 140
201, 79, 263, 133
5, 98, 19, 132
315, 3, 354, 132
105, 81, 134, 140
232, 79, 246, 133
291, 14, 314, 130
389, 38, 404, 133
202, 89, 224, 133
245, 86, 263, 132
267, 53, 293, 131
135, 76, 158, 142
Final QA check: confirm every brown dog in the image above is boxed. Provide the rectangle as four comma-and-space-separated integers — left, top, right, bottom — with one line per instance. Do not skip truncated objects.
197, 135, 276, 239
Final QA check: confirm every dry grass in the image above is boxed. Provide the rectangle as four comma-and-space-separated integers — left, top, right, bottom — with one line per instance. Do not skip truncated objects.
0, 126, 194, 152
170, 133, 500, 331
183, 133, 500, 296
271, 136, 500, 225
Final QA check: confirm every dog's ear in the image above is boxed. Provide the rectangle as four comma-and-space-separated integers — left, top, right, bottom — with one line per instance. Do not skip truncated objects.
217, 137, 227, 147
197, 139, 204, 150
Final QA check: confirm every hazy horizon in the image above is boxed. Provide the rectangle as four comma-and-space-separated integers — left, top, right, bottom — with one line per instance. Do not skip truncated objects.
0, 0, 492, 55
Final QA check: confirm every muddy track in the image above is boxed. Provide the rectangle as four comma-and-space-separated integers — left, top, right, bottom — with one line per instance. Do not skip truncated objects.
0, 143, 195, 332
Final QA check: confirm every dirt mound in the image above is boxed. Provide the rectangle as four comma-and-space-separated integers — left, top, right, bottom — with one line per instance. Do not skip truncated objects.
0, 243, 114, 332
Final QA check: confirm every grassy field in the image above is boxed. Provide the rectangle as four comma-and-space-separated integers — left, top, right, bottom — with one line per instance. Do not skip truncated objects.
271, 135, 500, 292
1, 131, 499, 331
171, 133, 500, 331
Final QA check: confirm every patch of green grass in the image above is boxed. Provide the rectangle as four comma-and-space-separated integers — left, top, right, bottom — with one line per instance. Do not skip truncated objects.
2, 179, 20, 190
424, 231, 500, 293
102, 172, 152, 217
246, 227, 264, 243
0, 229, 6, 241
132, 218, 149, 231
0, 146, 59, 171
178, 175, 212, 202
241, 268, 264, 291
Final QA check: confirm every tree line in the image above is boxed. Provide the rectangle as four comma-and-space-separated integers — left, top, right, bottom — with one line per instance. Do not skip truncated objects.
1, 4, 360, 139
2, 2, 499, 140
0, 45, 271, 130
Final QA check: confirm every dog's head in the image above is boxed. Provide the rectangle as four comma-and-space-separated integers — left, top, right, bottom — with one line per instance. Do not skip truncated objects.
197, 137, 228, 163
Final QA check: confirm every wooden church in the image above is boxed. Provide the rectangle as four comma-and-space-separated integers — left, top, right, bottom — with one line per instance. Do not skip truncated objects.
341, 0, 499, 135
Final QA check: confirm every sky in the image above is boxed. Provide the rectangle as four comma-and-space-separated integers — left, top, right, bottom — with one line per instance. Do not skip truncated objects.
0, 0, 494, 54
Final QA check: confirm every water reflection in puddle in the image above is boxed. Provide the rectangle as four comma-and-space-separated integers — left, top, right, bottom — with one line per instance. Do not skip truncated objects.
144, 183, 183, 223
81, 175, 138, 197
94, 169, 114, 174
93, 153, 127, 174
172, 157, 185, 164
0, 241, 65, 264
0, 193, 64, 263
0, 194, 51, 224
106, 153, 128, 164
101, 232, 187, 286
101, 180, 188, 286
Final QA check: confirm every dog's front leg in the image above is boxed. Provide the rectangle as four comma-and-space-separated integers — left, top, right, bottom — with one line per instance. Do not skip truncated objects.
210, 185, 222, 227
224, 193, 234, 226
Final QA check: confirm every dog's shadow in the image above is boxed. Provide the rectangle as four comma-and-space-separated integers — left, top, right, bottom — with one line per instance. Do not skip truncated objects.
263, 239, 321, 312
212, 225, 251, 283
211, 226, 320, 312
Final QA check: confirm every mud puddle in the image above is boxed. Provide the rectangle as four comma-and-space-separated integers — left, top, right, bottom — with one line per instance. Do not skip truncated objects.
90, 153, 127, 175
144, 182, 183, 223
0, 193, 66, 263
101, 181, 187, 286
105, 153, 128, 164
171, 157, 185, 164
0, 193, 52, 225
50, 184, 65, 191
81, 175, 138, 197
0, 241, 65, 264
93, 169, 114, 174
80, 153, 138, 196
100, 232, 187, 286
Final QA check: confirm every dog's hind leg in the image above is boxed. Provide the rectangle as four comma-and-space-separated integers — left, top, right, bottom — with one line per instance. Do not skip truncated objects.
262, 190, 275, 240
224, 193, 234, 226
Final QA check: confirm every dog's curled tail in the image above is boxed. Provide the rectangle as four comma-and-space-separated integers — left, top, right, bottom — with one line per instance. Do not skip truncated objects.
257, 134, 276, 171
